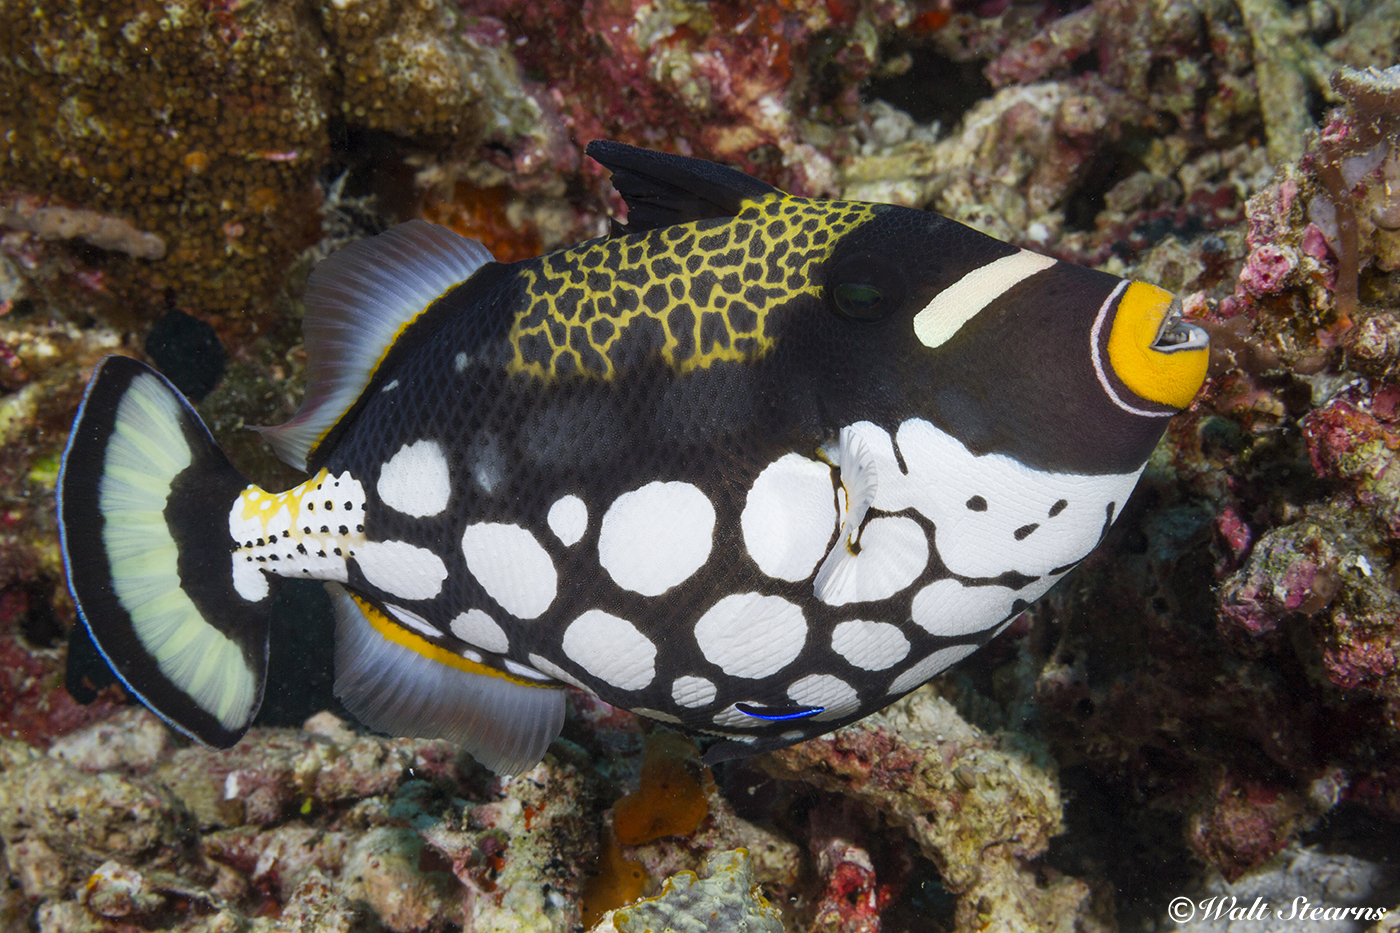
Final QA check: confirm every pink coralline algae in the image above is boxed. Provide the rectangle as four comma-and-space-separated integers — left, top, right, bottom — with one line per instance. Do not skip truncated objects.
1303, 393, 1400, 535
1238, 243, 1299, 297
1218, 522, 1339, 641
808, 804, 897, 933
1186, 772, 1315, 883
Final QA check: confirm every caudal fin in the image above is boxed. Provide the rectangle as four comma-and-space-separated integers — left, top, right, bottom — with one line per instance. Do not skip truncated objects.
58, 355, 275, 746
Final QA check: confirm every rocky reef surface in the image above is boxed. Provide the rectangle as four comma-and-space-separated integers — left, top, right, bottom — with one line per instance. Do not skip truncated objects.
3, 0, 1400, 930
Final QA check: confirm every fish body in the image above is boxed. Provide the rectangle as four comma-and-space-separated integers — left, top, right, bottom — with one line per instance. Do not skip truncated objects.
59, 142, 1209, 774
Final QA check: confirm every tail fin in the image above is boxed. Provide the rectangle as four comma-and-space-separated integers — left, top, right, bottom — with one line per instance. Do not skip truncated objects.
58, 356, 276, 746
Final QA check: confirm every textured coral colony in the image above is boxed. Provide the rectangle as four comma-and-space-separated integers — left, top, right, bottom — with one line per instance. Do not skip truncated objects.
1, 0, 1400, 930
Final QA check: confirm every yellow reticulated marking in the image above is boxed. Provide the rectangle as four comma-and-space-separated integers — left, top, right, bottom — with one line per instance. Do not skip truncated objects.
506, 193, 879, 381
351, 593, 548, 688
1106, 282, 1209, 409
238, 468, 330, 526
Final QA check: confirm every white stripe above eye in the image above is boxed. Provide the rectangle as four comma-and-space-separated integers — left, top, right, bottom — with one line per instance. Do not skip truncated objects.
912, 250, 1057, 349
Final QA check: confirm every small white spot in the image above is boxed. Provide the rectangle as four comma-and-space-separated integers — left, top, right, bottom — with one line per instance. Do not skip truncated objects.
780, 729, 805, 742
831, 620, 910, 671
910, 579, 1023, 637
461, 522, 557, 619
469, 432, 504, 495
598, 481, 715, 596
634, 708, 683, 724
454, 351, 469, 372
814, 515, 928, 606
547, 495, 588, 546
561, 610, 657, 691
381, 379, 400, 392
449, 608, 509, 654
787, 673, 860, 721
527, 653, 589, 691
694, 593, 806, 679
460, 648, 483, 663
232, 562, 269, 602
887, 644, 979, 695
385, 603, 442, 637
741, 453, 836, 581
672, 675, 717, 709
377, 440, 451, 518
503, 659, 551, 681
355, 540, 448, 601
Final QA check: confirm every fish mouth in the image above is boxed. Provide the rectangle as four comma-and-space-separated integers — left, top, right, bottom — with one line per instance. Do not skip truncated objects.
1151, 299, 1209, 353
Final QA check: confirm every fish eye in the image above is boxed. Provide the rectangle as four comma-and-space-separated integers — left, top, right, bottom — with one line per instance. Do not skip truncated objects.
827, 252, 906, 321
834, 283, 885, 316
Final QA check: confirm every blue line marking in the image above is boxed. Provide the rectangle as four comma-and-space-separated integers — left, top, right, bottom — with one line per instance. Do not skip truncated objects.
735, 702, 824, 722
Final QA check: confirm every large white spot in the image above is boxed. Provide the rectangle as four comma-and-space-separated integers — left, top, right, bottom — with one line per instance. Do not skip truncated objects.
598, 481, 715, 596
741, 454, 836, 581
814, 515, 928, 606
693, 593, 806, 679
461, 522, 557, 619
913, 250, 1057, 349
831, 620, 910, 671
842, 419, 1143, 579
787, 673, 860, 721
910, 579, 1031, 637
377, 440, 450, 518
355, 540, 447, 600
887, 644, 979, 695
672, 675, 717, 709
561, 610, 657, 691
547, 495, 588, 546
450, 608, 510, 654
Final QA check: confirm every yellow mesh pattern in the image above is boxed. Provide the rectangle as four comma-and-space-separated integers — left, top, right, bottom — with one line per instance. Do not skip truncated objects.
507, 194, 879, 381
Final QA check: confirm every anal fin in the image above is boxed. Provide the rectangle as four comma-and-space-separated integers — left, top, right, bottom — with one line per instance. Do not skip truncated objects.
329, 585, 566, 776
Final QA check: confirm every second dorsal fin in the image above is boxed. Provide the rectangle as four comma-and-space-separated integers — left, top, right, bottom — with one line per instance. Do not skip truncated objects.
586, 140, 782, 234
254, 221, 494, 472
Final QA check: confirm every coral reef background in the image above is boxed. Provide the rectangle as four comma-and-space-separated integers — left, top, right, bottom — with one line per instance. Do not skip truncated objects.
2, 0, 1400, 930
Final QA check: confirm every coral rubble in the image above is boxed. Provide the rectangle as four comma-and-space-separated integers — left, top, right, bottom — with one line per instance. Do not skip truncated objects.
0, 711, 597, 933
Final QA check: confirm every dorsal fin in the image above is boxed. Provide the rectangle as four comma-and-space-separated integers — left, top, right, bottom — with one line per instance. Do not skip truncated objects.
586, 140, 782, 235
254, 221, 494, 471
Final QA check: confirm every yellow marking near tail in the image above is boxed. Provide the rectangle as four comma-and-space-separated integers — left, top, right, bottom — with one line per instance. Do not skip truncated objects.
238, 468, 331, 527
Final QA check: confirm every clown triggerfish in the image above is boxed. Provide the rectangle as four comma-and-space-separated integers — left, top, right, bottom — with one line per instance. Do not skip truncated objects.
58, 142, 1209, 774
